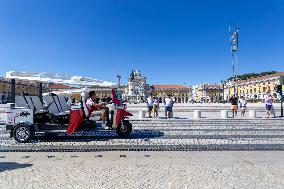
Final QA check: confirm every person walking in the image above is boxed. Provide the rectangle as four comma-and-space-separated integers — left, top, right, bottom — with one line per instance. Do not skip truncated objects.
164, 94, 174, 119
271, 104, 276, 118
153, 96, 159, 119
229, 94, 238, 117
264, 92, 273, 118
239, 96, 247, 117
147, 93, 154, 118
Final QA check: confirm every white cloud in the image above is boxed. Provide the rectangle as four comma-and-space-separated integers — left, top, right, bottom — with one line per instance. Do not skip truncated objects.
6, 71, 116, 87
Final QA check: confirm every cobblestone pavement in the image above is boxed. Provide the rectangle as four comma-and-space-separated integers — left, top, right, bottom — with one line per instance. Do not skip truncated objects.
0, 151, 284, 189
1, 119, 284, 151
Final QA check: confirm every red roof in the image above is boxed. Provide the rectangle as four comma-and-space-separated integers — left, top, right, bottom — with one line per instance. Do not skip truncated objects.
152, 85, 191, 89
204, 84, 223, 89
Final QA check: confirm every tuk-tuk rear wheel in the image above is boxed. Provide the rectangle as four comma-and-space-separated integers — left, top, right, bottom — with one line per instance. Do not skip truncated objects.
13, 123, 35, 143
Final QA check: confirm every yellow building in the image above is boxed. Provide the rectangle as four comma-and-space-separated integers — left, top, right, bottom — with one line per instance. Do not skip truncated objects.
225, 72, 284, 100
152, 85, 192, 103
194, 84, 223, 102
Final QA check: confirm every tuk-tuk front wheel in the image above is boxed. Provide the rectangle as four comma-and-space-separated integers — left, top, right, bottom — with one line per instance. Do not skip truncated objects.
13, 123, 35, 143
116, 120, 132, 137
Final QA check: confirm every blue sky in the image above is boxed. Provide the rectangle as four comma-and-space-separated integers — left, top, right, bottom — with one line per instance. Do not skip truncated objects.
0, 0, 283, 86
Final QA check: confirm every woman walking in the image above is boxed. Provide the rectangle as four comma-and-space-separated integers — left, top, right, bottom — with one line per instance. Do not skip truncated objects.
265, 92, 273, 118
239, 96, 247, 117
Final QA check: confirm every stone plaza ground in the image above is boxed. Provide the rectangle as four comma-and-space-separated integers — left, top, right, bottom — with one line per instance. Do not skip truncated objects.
0, 103, 284, 188
1, 151, 284, 189
1, 119, 284, 151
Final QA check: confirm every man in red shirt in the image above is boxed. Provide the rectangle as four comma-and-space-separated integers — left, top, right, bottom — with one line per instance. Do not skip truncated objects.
86, 91, 110, 129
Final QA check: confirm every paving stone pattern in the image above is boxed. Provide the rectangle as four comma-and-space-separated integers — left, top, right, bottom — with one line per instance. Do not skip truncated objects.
1, 119, 284, 151
0, 151, 284, 189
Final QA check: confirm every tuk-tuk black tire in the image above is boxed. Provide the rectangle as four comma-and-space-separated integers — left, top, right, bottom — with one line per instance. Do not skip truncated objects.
13, 123, 35, 143
116, 120, 132, 137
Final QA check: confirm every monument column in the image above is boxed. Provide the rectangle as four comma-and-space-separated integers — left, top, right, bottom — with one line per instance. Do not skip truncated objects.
128, 82, 133, 95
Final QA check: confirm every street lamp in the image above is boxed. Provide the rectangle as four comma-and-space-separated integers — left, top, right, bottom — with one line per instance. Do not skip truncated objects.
218, 84, 221, 103
187, 83, 192, 103
229, 23, 240, 95
221, 80, 226, 103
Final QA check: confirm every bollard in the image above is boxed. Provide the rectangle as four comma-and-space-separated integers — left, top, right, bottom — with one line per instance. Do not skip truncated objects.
221, 110, 229, 119
138, 110, 145, 119
193, 110, 201, 119
249, 110, 256, 118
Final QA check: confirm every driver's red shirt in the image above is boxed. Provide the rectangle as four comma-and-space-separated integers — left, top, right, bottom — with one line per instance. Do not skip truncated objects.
86, 98, 98, 115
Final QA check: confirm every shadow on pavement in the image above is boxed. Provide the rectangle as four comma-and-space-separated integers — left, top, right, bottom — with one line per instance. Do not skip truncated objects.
0, 162, 33, 172
158, 117, 187, 120
35, 129, 165, 142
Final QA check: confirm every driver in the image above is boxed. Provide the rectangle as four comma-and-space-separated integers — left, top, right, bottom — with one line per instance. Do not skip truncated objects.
86, 91, 110, 129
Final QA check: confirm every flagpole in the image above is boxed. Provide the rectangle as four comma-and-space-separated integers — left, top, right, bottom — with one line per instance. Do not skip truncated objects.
229, 22, 235, 95
229, 23, 240, 96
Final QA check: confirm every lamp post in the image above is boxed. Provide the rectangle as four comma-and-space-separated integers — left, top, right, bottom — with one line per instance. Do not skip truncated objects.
187, 83, 191, 103
183, 82, 186, 103
229, 23, 240, 95
221, 80, 226, 103
218, 84, 221, 103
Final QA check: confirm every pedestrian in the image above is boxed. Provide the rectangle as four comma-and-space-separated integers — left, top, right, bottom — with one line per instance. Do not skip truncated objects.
270, 105, 276, 118
264, 92, 273, 118
147, 93, 153, 118
153, 96, 159, 119
229, 94, 238, 117
164, 94, 174, 119
239, 96, 247, 117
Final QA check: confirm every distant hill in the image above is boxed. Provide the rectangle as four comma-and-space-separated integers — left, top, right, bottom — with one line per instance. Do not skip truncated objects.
227, 71, 277, 81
